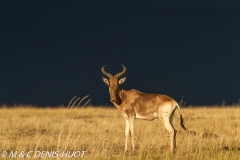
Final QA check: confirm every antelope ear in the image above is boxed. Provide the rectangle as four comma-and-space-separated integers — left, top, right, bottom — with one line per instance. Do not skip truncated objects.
102, 77, 109, 85
119, 77, 126, 84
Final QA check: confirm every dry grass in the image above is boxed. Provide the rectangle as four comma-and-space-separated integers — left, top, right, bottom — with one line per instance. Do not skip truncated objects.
0, 105, 240, 160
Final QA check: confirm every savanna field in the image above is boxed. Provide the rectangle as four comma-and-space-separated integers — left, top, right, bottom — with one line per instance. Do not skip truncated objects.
0, 105, 240, 160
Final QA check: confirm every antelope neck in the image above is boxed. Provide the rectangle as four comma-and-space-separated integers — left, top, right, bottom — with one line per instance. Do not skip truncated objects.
114, 88, 123, 105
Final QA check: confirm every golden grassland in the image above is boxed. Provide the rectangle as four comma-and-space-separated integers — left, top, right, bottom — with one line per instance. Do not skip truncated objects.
0, 105, 240, 160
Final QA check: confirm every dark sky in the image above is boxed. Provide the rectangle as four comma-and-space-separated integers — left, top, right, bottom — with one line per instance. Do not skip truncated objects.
1, 1, 240, 106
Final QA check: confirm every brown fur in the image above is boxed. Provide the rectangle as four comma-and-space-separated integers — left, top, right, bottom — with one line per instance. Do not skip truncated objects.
102, 65, 187, 153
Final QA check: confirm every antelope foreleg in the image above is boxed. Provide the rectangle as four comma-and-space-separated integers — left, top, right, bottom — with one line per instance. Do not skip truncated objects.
124, 119, 130, 153
128, 117, 135, 152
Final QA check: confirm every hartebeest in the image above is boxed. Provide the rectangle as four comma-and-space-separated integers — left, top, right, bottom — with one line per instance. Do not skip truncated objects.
101, 64, 187, 153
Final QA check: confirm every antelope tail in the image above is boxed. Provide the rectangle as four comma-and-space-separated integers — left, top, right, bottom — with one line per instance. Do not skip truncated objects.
176, 103, 187, 130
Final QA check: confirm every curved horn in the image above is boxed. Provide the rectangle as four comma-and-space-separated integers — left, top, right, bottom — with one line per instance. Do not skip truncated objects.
101, 65, 113, 78
115, 64, 126, 78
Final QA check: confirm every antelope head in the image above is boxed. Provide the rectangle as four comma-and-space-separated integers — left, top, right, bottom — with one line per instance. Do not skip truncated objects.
101, 64, 126, 103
